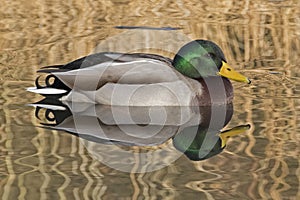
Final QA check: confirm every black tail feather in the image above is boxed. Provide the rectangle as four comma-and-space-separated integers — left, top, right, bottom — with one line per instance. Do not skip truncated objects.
35, 76, 43, 89
37, 65, 68, 73
34, 74, 71, 98
33, 98, 72, 125
40, 65, 64, 69
37, 69, 71, 73
35, 74, 69, 90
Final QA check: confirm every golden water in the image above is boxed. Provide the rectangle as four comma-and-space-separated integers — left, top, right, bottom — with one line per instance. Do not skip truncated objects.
0, 0, 299, 199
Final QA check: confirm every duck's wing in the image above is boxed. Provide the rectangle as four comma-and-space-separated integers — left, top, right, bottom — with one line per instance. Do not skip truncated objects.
38, 53, 122, 72
38, 52, 172, 72
46, 53, 186, 90
31, 53, 202, 106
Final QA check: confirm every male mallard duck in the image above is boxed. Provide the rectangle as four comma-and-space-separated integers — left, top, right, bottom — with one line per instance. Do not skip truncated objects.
28, 40, 251, 106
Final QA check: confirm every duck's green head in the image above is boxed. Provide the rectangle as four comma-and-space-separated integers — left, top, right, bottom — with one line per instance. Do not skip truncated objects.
173, 40, 251, 84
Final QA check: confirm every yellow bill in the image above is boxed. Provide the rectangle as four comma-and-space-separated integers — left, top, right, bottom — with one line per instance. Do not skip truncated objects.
219, 124, 251, 148
217, 61, 251, 84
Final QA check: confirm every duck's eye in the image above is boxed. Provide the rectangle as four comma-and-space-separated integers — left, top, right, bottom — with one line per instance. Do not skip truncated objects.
204, 53, 216, 59
227, 68, 231, 71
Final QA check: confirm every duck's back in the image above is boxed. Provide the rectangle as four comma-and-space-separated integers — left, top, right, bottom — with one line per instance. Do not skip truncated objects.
30, 52, 202, 106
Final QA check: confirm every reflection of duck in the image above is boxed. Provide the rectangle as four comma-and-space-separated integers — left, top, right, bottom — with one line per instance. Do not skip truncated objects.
173, 124, 250, 161
28, 40, 250, 106
32, 99, 203, 146
30, 98, 250, 161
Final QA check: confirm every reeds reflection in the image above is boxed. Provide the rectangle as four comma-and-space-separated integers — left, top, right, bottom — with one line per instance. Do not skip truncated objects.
31, 97, 250, 171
